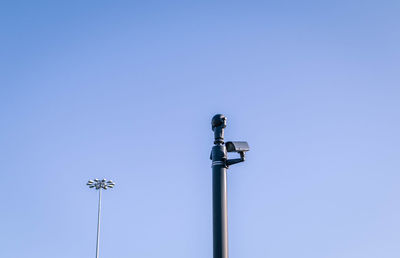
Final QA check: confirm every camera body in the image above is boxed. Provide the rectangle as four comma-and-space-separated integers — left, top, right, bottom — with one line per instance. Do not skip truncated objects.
225, 141, 249, 166
225, 141, 250, 153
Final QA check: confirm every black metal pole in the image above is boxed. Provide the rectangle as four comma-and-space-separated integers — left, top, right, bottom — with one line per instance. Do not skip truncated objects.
211, 114, 229, 258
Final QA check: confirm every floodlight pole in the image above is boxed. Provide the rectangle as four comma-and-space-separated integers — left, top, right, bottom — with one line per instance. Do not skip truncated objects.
87, 179, 115, 258
96, 188, 102, 258
211, 114, 229, 258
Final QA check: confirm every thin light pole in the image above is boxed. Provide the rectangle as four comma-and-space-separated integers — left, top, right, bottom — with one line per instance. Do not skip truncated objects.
96, 187, 101, 258
87, 179, 115, 258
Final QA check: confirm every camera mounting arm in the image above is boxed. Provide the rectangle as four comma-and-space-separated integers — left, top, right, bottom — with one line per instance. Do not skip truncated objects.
226, 151, 245, 166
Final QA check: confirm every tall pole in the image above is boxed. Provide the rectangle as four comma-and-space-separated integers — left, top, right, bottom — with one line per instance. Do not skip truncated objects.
96, 188, 102, 258
211, 114, 229, 258
87, 179, 115, 258
211, 114, 249, 258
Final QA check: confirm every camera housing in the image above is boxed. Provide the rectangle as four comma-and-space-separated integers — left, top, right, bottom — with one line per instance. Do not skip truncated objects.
225, 141, 250, 153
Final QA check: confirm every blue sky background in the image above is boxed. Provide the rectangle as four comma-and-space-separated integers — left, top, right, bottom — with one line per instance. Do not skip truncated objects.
1, 1, 400, 257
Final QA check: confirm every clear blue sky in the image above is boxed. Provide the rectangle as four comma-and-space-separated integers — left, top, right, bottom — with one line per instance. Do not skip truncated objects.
1, 1, 400, 257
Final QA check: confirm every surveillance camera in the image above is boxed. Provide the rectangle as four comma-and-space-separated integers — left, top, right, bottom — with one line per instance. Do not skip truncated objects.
225, 141, 250, 153
211, 114, 227, 130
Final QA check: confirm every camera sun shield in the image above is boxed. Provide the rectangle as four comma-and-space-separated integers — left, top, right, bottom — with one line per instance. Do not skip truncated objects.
225, 141, 250, 153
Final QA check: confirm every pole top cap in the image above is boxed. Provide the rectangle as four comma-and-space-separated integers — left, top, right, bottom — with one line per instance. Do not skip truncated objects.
211, 114, 227, 131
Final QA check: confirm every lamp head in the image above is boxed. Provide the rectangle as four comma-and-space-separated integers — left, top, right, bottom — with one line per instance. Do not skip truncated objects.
212, 114, 227, 144
211, 114, 226, 131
